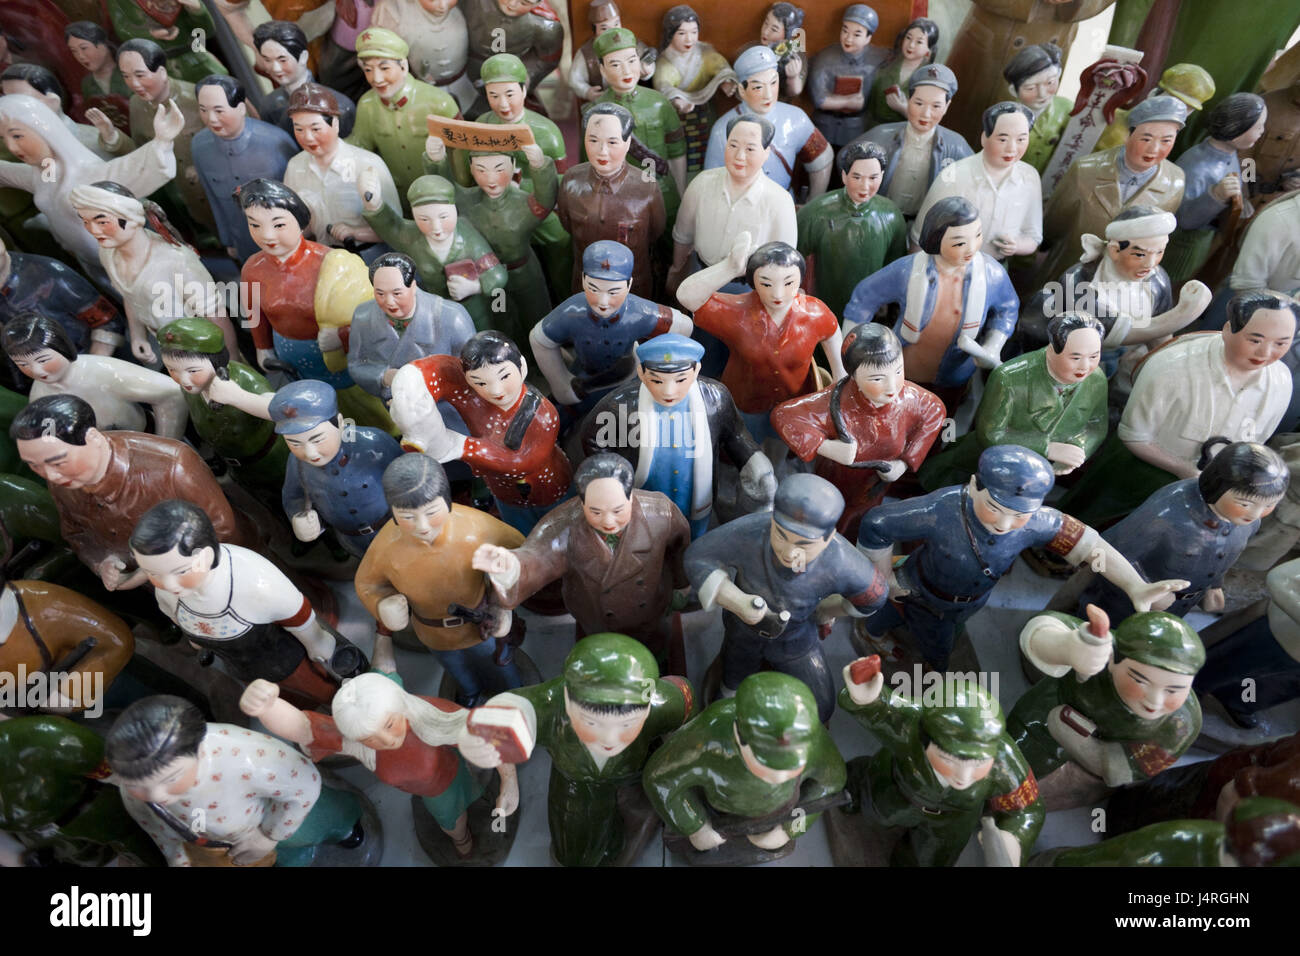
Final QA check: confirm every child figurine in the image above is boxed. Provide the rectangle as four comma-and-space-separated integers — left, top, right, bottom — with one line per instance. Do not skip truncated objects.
570, 0, 655, 104
461, 0, 564, 118
643, 672, 846, 865
796, 141, 906, 320
107, 695, 367, 867
473, 454, 691, 663
371, 0, 476, 111
0, 235, 124, 357
919, 312, 1107, 490
390, 331, 573, 534
241, 630, 512, 863
354, 454, 524, 706
1009, 606, 1204, 810
358, 172, 508, 332
653, 6, 734, 175
864, 17, 939, 129
684, 473, 889, 722
3, 313, 187, 440
1003, 43, 1070, 174
580, 333, 775, 540
129, 499, 355, 711
753, 3, 807, 100
772, 323, 946, 541
808, 4, 884, 153
842, 197, 1018, 412
836, 659, 1044, 867
457, 632, 695, 867
252, 20, 357, 138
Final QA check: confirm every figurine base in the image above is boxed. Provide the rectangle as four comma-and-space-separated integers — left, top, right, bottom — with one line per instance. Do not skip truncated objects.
294, 771, 385, 867
661, 828, 798, 866
437, 648, 541, 708
1020, 546, 1077, 579
410, 770, 518, 866
1035, 762, 1113, 812
823, 804, 901, 867
1195, 693, 1285, 752
609, 783, 663, 867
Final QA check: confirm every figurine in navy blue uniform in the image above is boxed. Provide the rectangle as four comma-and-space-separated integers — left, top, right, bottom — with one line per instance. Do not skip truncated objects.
1077, 441, 1289, 623
529, 240, 692, 418
684, 472, 889, 722
270, 379, 403, 558
581, 333, 775, 539
858, 445, 1189, 671
0, 236, 124, 360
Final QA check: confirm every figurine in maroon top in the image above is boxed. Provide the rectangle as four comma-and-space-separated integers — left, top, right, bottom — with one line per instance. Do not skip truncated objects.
390, 330, 573, 534
772, 323, 945, 540
677, 233, 844, 461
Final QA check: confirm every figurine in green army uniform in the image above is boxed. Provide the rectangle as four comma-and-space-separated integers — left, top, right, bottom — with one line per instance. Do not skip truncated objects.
423, 133, 558, 345
1009, 607, 1204, 811
348, 28, 461, 204
358, 173, 508, 333
156, 318, 289, 500
642, 672, 847, 866
835, 657, 1045, 867
458, 633, 696, 867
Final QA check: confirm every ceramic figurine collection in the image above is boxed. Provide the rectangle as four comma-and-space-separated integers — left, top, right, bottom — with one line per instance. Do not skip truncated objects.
2, 0, 1300, 871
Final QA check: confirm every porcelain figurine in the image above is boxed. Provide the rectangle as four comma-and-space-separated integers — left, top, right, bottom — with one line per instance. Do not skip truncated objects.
358, 171, 507, 332
919, 312, 1107, 491
0, 235, 123, 357
473, 453, 691, 662
772, 323, 945, 541
808, 4, 884, 151
850, 63, 972, 219
70, 181, 239, 367
129, 498, 354, 709
424, 134, 557, 345
11, 394, 255, 591
106, 695, 367, 867
863, 17, 938, 129
1247, 77, 1300, 196
837, 659, 1044, 866
591, 27, 687, 219
912, 102, 1041, 260
580, 333, 775, 539
64, 20, 132, 103
643, 672, 846, 865
317, 0, 376, 102
795, 141, 906, 320
668, 115, 796, 288
458, 632, 695, 866
1230, 191, 1300, 295
2, 313, 187, 439
571, 0, 655, 104
0, 716, 162, 867
157, 318, 290, 499
461, 0, 563, 118
1077, 441, 1288, 624
1092, 64, 1216, 156
704, 45, 831, 201
1057, 291, 1297, 528
752, 3, 807, 100
354, 454, 524, 705
371, 0, 476, 111
1035, 96, 1189, 291
842, 197, 1018, 411
0, 63, 133, 160
1009, 606, 1204, 810
348, 252, 476, 402
677, 235, 843, 454
253, 20, 357, 138
390, 331, 573, 534
530, 240, 689, 414
285, 83, 398, 253
684, 473, 888, 722
1003, 43, 1069, 173
557, 103, 666, 299
191, 75, 300, 263
0, 92, 182, 287
104, 0, 228, 83
347, 27, 459, 201
241, 629, 511, 862
857, 445, 1188, 672
653, 5, 733, 175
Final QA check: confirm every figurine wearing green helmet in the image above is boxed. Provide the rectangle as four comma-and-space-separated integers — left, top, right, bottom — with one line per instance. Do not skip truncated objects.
456, 633, 695, 866
1009, 605, 1205, 811
832, 656, 1044, 867
642, 672, 847, 865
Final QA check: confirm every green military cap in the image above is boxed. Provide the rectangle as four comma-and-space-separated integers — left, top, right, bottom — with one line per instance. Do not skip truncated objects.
158, 318, 225, 355
407, 174, 456, 208
920, 678, 1005, 760
593, 27, 637, 61
480, 53, 529, 87
355, 27, 409, 61
1158, 63, 1215, 112
1113, 611, 1205, 675
734, 673, 817, 771
563, 633, 660, 706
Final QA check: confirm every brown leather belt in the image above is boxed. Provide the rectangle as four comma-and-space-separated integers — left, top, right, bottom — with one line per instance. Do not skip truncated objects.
413, 610, 468, 628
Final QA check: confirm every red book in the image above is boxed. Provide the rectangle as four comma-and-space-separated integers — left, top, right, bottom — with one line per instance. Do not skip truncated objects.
444, 259, 479, 282
833, 76, 863, 96
466, 705, 535, 764
850, 655, 882, 685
